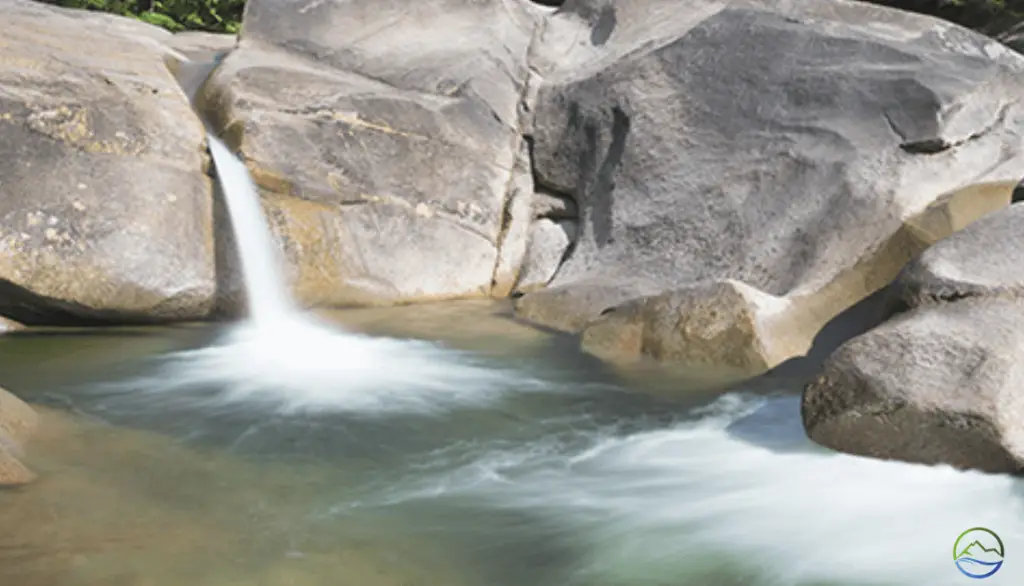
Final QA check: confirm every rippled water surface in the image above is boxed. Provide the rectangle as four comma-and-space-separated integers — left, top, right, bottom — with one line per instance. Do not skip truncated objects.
0, 301, 1021, 586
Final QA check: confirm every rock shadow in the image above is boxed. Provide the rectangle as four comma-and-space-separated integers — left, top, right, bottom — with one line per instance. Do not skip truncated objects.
723, 284, 902, 454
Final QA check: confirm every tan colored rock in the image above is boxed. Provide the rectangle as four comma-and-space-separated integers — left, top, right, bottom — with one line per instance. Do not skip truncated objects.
0, 0, 215, 326
0, 386, 38, 486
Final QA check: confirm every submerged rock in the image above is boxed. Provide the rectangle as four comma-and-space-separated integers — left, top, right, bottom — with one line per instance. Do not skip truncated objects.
804, 204, 1024, 472
0, 0, 216, 325
198, 0, 544, 307
514, 0, 1024, 375
0, 387, 38, 486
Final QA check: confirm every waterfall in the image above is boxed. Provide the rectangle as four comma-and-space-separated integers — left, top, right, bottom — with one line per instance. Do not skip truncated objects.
207, 136, 296, 326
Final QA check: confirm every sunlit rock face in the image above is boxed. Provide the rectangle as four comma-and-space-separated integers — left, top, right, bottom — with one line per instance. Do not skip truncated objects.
4, 0, 1024, 388
514, 0, 1024, 375
0, 0, 217, 325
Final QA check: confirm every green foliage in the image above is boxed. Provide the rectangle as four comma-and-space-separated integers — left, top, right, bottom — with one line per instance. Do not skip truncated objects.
39, 0, 244, 33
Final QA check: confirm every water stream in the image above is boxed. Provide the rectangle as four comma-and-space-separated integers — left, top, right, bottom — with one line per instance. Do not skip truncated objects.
207, 136, 295, 326
0, 138, 1020, 586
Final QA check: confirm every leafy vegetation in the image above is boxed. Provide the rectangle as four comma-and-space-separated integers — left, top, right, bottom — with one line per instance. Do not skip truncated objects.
38, 0, 244, 33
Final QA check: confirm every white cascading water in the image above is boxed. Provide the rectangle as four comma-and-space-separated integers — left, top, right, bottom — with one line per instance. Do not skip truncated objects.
207, 136, 296, 326
108, 135, 545, 415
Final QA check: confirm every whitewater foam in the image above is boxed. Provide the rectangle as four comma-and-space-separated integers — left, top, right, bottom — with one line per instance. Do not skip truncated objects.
388, 394, 1024, 586
184, 136, 560, 414
95, 311, 560, 415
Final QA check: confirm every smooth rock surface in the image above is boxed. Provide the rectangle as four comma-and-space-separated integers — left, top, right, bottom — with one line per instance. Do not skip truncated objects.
899, 203, 1024, 305
0, 0, 216, 325
515, 0, 1024, 374
0, 387, 38, 485
803, 297, 1024, 473
514, 218, 575, 293
199, 0, 544, 307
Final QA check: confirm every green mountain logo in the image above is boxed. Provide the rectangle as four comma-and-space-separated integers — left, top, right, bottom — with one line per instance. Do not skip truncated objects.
958, 541, 1003, 560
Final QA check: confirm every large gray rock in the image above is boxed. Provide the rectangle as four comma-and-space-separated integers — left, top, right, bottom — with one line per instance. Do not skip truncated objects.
899, 203, 1024, 305
803, 297, 1024, 473
0, 0, 216, 325
513, 0, 1024, 375
804, 204, 1024, 472
198, 0, 544, 307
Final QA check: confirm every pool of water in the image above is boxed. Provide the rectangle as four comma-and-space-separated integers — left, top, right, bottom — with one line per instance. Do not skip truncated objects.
0, 300, 1020, 586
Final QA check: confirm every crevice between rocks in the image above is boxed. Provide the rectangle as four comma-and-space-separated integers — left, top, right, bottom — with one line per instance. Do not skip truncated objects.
489, 14, 548, 293
526, 134, 581, 267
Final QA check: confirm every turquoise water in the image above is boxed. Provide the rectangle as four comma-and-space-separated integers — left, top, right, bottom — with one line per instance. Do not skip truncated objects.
0, 301, 1020, 586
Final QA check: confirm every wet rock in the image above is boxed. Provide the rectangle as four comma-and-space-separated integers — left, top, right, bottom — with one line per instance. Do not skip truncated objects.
0, 0, 216, 325
803, 297, 1024, 474
0, 387, 38, 486
515, 0, 1024, 375
199, 0, 544, 307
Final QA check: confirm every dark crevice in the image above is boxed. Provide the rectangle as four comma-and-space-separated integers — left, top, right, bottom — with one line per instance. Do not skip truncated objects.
900, 138, 948, 154
528, 0, 564, 6
524, 134, 581, 276
923, 290, 976, 304
890, 101, 1014, 155
1011, 177, 1024, 204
